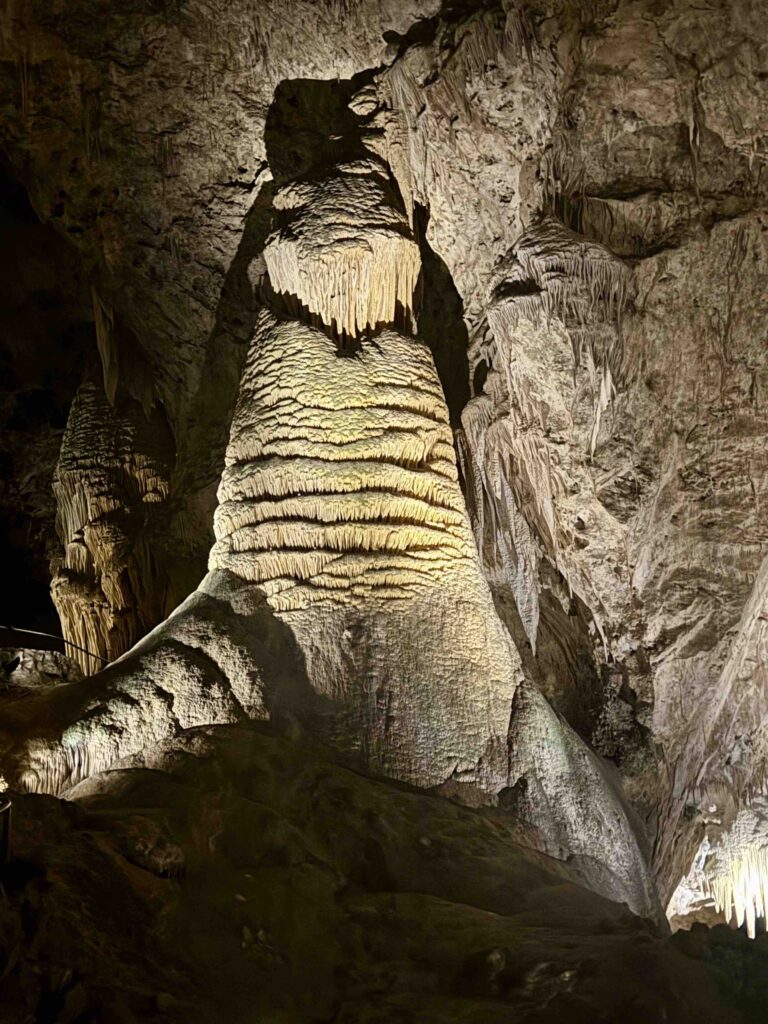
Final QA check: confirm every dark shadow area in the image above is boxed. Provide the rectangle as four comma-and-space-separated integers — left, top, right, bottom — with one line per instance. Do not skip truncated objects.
265, 73, 377, 185
414, 203, 470, 426
472, 357, 489, 396
382, 0, 519, 59
0, 154, 93, 639
2, 709, 764, 1023
492, 277, 542, 301
168, 180, 277, 606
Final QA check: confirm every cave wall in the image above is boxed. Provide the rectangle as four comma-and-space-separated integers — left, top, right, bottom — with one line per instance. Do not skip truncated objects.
1, 0, 768, 932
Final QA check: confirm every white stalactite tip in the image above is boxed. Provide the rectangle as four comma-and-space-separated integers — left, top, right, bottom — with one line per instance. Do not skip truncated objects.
264, 160, 421, 339
707, 844, 768, 939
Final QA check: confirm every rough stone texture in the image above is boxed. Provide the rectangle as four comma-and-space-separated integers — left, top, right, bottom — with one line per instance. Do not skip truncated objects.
51, 372, 174, 674
0, 723, 765, 1024
0, 109, 659, 923
374, 0, 768, 921
1, 0, 768, 1004
538, 4, 768, 912
0, 647, 82, 689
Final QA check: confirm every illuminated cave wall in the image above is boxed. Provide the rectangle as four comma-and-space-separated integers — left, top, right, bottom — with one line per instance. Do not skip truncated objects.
0, 0, 767, 948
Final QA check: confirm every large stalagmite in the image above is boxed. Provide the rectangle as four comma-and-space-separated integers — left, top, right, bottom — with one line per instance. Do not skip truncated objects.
5, 0, 768, 1015
210, 307, 521, 787
0, 93, 657, 921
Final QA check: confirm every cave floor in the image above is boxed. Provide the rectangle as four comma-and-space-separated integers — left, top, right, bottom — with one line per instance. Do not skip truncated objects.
0, 723, 766, 1023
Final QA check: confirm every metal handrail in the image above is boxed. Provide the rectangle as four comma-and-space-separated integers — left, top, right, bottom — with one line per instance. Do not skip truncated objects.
0, 625, 109, 665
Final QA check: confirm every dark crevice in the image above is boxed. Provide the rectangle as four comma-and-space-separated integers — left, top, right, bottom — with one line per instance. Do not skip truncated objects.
492, 278, 543, 302
414, 203, 470, 427
0, 153, 93, 638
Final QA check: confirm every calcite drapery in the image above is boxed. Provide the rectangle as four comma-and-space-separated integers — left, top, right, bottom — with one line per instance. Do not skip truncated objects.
264, 159, 421, 340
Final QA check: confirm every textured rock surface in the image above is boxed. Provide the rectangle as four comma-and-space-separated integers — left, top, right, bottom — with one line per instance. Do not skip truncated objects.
373, 0, 768, 922
0, 647, 82, 689
51, 373, 174, 673
0, 723, 764, 1024
1, 0, 768, 1006
0, 101, 658, 920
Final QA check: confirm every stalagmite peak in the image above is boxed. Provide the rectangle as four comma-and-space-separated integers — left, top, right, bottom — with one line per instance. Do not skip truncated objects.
1, 0, 768, 1020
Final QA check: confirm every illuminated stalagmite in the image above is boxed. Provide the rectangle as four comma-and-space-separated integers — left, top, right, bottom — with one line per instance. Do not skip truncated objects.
50, 374, 173, 674
0, 94, 658, 921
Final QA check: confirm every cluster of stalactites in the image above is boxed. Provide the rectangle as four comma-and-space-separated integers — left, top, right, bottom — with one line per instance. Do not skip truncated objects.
483, 217, 630, 459
455, 219, 632, 661
707, 844, 768, 939
376, 3, 536, 227
694, 802, 768, 938
488, 217, 628, 336
263, 159, 421, 342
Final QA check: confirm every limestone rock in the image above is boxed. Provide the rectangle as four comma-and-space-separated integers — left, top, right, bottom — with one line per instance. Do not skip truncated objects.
2, 0, 768, 1001
51, 373, 174, 673
0, 724, 757, 1024
0, 647, 82, 689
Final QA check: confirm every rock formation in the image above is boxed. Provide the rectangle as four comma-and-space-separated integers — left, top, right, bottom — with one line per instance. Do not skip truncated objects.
51, 373, 173, 674
1, 0, 768, 1018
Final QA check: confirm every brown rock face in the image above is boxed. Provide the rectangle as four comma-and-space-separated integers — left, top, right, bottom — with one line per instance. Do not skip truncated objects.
1, 0, 768, 1015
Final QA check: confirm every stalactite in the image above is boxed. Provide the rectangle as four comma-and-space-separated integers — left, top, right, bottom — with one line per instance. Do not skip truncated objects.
487, 217, 629, 466
378, 6, 535, 227
708, 845, 768, 938
699, 803, 768, 938
264, 159, 421, 341
489, 218, 628, 338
